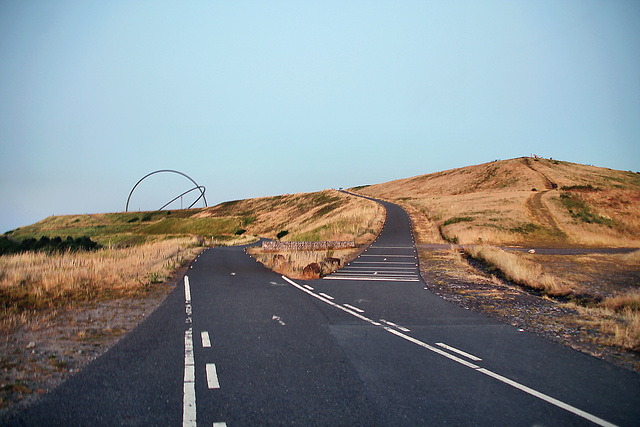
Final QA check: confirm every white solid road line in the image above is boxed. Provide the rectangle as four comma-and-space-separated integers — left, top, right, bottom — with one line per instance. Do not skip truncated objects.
183, 276, 196, 427
361, 254, 415, 258
324, 276, 420, 282
283, 275, 617, 427
435, 342, 482, 361
206, 363, 221, 389
184, 364, 195, 383
350, 261, 416, 264
476, 368, 616, 427
319, 292, 334, 300
369, 246, 415, 249
201, 331, 211, 348
336, 264, 416, 273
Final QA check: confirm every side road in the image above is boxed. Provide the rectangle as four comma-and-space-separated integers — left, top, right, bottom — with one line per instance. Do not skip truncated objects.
417, 243, 638, 255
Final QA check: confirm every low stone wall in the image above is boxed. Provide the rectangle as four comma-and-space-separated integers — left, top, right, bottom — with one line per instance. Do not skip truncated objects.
262, 240, 356, 251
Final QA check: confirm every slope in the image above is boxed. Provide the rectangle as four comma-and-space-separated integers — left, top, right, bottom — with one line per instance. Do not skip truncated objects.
355, 157, 640, 247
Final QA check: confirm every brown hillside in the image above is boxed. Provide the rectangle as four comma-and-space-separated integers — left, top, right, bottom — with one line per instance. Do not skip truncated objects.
356, 157, 640, 247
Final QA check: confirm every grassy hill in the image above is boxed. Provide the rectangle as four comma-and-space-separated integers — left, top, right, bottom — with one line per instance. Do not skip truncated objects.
4, 189, 384, 248
355, 157, 640, 247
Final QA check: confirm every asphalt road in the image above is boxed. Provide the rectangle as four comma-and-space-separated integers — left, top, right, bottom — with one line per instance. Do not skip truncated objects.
11, 199, 640, 426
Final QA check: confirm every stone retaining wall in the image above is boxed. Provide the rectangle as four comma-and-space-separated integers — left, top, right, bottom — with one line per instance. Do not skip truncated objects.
261, 240, 356, 251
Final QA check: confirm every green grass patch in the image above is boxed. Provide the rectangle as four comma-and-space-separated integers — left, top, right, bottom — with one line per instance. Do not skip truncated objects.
559, 194, 614, 227
139, 217, 238, 235
443, 216, 474, 226
561, 184, 600, 192
510, 222, 540, 235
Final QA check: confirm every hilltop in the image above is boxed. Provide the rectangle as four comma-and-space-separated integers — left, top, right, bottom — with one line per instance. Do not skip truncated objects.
355, 157, 640, 247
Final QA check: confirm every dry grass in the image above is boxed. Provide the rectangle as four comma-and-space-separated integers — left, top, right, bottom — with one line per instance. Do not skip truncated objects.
201, 189, 385, 243
357, 157, 640, 247
601, 308, 640, 351
0, 238, 202, 331
241, 191, 385, 279
211, 234, 259, 247
569, 302, 640, 352
464, 245, 640, 351
596, 288, 640, 351
464, 245, 573, 296
247, 247, 359, 280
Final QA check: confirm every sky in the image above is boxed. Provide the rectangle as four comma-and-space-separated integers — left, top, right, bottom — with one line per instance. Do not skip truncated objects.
1, 0, 639, 233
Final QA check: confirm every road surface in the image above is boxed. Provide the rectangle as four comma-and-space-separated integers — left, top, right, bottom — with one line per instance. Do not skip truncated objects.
12, 199, 640, 426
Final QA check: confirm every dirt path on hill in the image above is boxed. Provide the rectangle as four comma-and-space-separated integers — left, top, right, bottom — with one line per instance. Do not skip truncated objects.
522, 158, 565, 236
525, 190, 565, 235
524, 157, 557, 190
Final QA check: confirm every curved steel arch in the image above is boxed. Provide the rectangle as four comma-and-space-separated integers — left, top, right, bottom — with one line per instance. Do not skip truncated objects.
125, 170, 207, 212
158, 185, 207, 211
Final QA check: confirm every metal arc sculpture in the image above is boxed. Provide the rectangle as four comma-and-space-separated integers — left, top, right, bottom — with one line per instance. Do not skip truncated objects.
125, 170, 207, 212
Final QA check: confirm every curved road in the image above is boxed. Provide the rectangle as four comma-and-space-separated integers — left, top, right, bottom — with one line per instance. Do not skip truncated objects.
12, 200, 640, 426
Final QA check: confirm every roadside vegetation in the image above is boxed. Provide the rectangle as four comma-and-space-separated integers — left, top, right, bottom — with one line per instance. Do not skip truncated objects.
0, 238, 202, 332
463, 245, 573, 297
238, 191, 386, 278
204, 189, 385, 243
462, 246, 640, 352
0, 235, 99, 256
247, 247, 361, 280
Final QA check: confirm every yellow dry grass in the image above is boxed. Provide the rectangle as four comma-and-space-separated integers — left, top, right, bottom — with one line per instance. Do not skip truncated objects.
464, 245, 573, 296
357, 157, 640, 247
464, 245, 640, 351
598, 286, 640, 351
570, 302, 640, 352
602, 308, 640, 351
0, 238, 202, 331
201, 189, 385, 243
247, 247, 359, 280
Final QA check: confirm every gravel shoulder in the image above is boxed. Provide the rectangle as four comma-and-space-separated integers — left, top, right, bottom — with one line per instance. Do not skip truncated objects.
418, 247, 640, 373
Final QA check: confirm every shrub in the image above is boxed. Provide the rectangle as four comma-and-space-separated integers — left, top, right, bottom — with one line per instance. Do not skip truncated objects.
277, 230, 289, 240
0, 235, 100, 255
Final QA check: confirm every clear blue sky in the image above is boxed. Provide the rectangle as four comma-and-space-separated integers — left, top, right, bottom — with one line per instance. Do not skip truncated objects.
1, 0, 639, 233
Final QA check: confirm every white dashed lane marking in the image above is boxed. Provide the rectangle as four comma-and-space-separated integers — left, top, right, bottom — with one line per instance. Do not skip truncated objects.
343, 304, 365, 313
201, 331, 211, 348
206, 363, 221, 389
435, 342, 482, 361
319, 292, 334, 300
380, 319, 411, 332
282, 275, 617, 427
